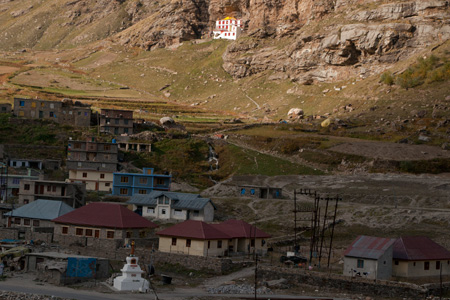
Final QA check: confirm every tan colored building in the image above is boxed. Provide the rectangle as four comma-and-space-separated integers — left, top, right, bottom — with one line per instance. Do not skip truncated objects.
157, 219, 270, 257
67, 138, 118, 192
392, 237, 450, 278
52, 202, 157, 247
13, 98, 91, 127
18, 179, 86, 208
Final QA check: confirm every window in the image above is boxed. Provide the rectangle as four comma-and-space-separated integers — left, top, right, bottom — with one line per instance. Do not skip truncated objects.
193, 210, 199, 217
94, 230, 100, 238
50, 103, 54, 109
174, 209, 182, 216
124, 119, 129, 125
49, 112, 54, 117
76, 228, 83, 236
158, 199, 164, 204
100, 174, 105, 179
124, 128, 128, 134
106, 231, 115, 239
186, 239, 191, 247
105, 183, 110, 187
12, 161, 16, 167
155, 178, 165, 185
41, 102, 45, 107
139, 230, 146, 238
395, 260, 399, 265
73, 143, 81, 149
23, 219, 30, 226
208, 241, 211, 249
47, 185, 51, 192
251, 239, 255, 247
120, 176, 129, 183
357, 259, 364, 268
172, 238, 177, 246
147, 207, 155, 214
126, 231, 132, 238
104, 155, 110, 160
84, 112, 88, 116
14, 218, 21, 225
115, 119, 119, 124
82, 173, 87, 178
120, 188, 128, 195
20, 101, 25, 106
31, 102, 36, 108
164, 199, 169, 204
13, 178, 20, 184
138, 190, 147, 194
139, 178, 147, 184
19, 111, 24, 116
78, 111, 81, 115
424, 261, 430, 270
436, 261, 441, 270
104, 145, 111, 151
62, 226, 69, 234
161, 209, 166, 215
24, 184, 30, 190
217, 240, 222, 248
85, 229, 93, 237
52, 186, 56, 192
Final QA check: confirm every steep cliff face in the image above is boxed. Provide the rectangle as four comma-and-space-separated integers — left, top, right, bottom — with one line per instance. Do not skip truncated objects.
220, 0, 450, 82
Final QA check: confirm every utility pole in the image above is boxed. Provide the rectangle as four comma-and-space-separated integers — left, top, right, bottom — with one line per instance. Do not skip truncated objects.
327, 195, 340, 268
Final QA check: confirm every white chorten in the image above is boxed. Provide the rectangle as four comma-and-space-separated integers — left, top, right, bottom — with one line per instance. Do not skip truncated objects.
113, 242, 149, 292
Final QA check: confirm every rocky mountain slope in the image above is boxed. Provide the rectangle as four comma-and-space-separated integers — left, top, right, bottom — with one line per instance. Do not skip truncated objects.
0, 0, 448, 84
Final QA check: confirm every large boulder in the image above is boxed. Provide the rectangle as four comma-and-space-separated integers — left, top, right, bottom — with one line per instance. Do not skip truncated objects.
160, 117, 175, 125
287, 108, 304, 117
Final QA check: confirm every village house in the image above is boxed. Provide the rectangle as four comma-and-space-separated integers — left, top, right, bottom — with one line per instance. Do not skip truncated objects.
112, 168, 171, 197
18, 179, 86, 208
213, 17, 243, 40
9, 158, 61, 171
100, 109, 133, 135
5, 199, 74, 229
13, 98, 91, 127
52, 202, 158, 248
0, 103, 12, 113
0, 169, 42, 202
117, 141, 151, 153
239, 185, 282, 199
127, 191, 214, 222
66, 138, 118, 192
343, 235, 396, 280
157, 219, 270, 257
392, 236, 450, 278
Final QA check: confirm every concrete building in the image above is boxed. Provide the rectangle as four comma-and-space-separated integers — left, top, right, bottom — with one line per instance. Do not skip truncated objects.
5, 199, 74, 229
117, 142, 151, 153
13, 98, 91, 127
9, 158, 61, 170
239, 185, 282, 199
0, 103, 12, 113
18, 179, 86, 208
343, 235, 396, 280
157, 219, 270, 257
213, 17, 243, 40
0, 169, 42, 203
67, 138, 118, 192
100, 109, 133, 135
52, 202, 157, 247
127, 191, 215, 222
392, 236, 450, 278
112, 168, 171, 197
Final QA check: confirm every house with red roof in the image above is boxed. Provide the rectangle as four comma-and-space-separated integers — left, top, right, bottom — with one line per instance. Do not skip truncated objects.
343, 235, 396, 280
157, 219, 271, 257
52, 202, 157, 248
392, 236, 450, 278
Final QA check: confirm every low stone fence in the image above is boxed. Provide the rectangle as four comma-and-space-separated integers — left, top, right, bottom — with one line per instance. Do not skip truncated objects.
258, 266, 450, 299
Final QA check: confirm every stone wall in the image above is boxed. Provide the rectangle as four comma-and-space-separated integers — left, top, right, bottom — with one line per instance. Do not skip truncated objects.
258, 266, 450, 299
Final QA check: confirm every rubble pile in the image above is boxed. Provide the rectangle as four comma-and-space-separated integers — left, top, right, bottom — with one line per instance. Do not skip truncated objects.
0, 291, 71, 300
207, 284, 272, 294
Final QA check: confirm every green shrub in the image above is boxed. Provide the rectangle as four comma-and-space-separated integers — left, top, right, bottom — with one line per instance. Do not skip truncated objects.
380, 71, 394, 85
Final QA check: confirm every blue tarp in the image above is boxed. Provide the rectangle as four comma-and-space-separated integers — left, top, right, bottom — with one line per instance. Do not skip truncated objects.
67, 257, 97, 278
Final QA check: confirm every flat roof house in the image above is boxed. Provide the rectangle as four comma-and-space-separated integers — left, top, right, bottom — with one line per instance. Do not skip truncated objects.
112, 168, 171, 197
127, 191, 215, 222
343, 235, 396, 280
392, 236, 450, 278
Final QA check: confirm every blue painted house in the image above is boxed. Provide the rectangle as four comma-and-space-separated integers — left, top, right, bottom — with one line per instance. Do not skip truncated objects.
112, 168, 171, 196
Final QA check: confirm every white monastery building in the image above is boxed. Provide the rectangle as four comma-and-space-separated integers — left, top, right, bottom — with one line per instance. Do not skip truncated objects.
213, 17, 243, 40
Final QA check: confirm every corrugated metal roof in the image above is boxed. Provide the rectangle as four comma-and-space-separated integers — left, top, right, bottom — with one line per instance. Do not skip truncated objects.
393, 236, 450, 261
344, 235, 395, 260
5, 200, 74, 220
212, 220, 271, 239
128, 191, 216, 210
157, 220, 231, 240
52, 202, 157, 229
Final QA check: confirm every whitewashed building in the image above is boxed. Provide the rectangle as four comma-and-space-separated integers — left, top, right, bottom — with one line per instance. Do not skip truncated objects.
213, 17, 243, 40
